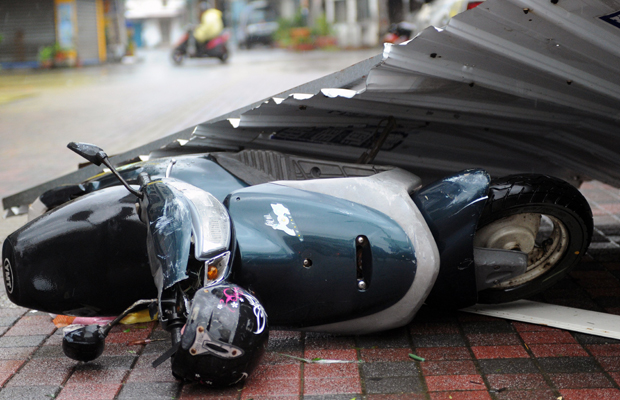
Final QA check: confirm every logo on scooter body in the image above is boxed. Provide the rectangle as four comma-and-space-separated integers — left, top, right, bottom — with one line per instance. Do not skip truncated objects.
3, 258, 13, 294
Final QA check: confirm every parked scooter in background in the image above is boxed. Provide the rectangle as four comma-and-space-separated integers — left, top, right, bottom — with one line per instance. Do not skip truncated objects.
2, 143, 593, 387
172, 30, 230, 65
383, 22, 415, 44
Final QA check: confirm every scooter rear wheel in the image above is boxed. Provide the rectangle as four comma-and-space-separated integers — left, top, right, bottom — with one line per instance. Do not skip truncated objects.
475, 174, 592, 304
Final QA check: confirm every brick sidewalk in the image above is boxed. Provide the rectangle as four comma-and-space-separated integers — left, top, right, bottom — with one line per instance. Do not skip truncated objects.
0, 181, 619, 399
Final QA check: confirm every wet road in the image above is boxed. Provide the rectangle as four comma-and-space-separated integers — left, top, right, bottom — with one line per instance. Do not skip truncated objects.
0, 46, 381, 202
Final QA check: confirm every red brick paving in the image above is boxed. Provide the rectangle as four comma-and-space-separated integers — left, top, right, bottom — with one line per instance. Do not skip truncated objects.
429, 391, 493, 400
415, 347, 472, 361
421, 360, 478, 376
559, 388, 620, 400
528, 343, 589, 357
425, 374, 486, 391
485, 373, 549, 390
55, 383, 122, 400
549, 372, 614, 388
359, 348, 411, 362
518, 330, 577, 344
303, 376, 362, 395
471, 345, 529, 359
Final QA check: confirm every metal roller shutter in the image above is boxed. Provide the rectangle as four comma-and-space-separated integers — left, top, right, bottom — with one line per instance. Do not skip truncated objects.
0, 0, 56, 67
76, 0, 100, 65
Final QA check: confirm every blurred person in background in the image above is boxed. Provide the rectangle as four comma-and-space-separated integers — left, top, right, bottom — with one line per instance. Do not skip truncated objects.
194, 1, 223, 44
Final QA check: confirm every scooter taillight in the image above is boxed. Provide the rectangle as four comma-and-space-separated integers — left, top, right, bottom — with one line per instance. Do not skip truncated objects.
467, 1, 483, 9
207, 32, 229, 49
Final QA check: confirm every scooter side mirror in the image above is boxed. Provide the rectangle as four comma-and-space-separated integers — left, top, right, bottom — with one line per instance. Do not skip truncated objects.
67, 142, 108, 166
66, 142, 143, 199
62, 324, 105, 362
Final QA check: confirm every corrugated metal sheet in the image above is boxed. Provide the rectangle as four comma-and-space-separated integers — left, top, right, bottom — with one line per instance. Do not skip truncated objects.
76, 0, 100, 65
0, 0, 55, 66
184, 0, 620, 186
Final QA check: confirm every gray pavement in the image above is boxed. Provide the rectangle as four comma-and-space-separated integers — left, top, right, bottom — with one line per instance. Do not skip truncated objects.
0, 46, 382, 203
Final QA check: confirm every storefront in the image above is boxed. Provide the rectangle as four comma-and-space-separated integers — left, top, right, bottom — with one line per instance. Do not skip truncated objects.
0, 0, 110, 68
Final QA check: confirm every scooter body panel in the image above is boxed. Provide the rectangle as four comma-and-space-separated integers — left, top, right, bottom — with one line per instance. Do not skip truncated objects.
413, 169, 491, 309
3, 186, 155, 316
226, 183, 417, 329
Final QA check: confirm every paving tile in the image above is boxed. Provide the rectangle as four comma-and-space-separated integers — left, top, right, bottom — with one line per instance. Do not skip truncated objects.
511, 322, 561, 333
5, 357, 75, 387
0, 359, 24, 386
242, 376, 300, 397
414, 347, 471, 361
267, 336, 304, 353
492, 389, 559, 400
366, 394, 427, 400
356, 327, 410, 348
410, 322, 460, 335
559, 388, 620, 400
0, 335, 46, 348
73, 355, 137, 371
178, 382, 240, 399
365, 376, 423, 394
537, 357, 602, 373
597, 356, 620, 371
361, 361, 419, 378
471, 345, 529, 359
466, 333, 521, 347
0, 316, 19, 327
359, 348, 411, 362
573, 333, 620, 345
303, 395, 364, 400
116, 382, 182, 399
4, 320, 56, 337
304, 363, 358, 379
412, 334, 466, 348
549, 372, 614, 389
65, 369, 128, 384
31, 345, 65, 358
528, 344, 589, 358
262, 349, 305, 365
485, 374, 549, 390
304, 333, 356, 351
428, 390, 492, 399
586, 344, 620, 357
420, 360, 477, 376
0, 385, 60, 399
304, 348, 358, 361
0, 347, 36, 360
424, 374, 486, 391
461, 321, 514, 334
302, 376, 361, 395
126, 365, 179, 383
518, 331, 577, 344
55, 382, 122, 400
477, 359, 539, 375
252, 363, 300, 380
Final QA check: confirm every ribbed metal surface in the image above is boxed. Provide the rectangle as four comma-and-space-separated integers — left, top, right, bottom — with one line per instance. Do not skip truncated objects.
76, 0, 100, 64
0, 0, 55, 64
188, 0, 620, 187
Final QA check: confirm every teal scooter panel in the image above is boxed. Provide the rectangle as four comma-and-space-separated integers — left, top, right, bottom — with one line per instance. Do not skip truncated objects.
225, 184, 417, 328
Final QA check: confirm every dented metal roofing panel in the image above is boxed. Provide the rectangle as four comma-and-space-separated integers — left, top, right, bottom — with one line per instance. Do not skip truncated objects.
4, 0, 620, 210
183, 0, 620, 187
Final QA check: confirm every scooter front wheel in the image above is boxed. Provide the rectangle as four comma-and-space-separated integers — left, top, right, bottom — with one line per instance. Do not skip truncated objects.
474, 174, 593, 303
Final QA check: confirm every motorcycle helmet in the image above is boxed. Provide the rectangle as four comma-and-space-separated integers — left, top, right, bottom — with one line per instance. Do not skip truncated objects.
172, 283, 268, 386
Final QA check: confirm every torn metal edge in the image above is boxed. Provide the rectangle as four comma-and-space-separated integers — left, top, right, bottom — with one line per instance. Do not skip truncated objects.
462, 299, 620, 339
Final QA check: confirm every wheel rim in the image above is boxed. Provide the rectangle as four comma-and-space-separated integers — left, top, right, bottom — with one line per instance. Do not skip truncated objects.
475, 213, 570, 288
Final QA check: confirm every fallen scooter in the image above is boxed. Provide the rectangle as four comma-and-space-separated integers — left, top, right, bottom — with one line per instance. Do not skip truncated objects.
172, 30, 230, 65
2, 143, 593, 386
